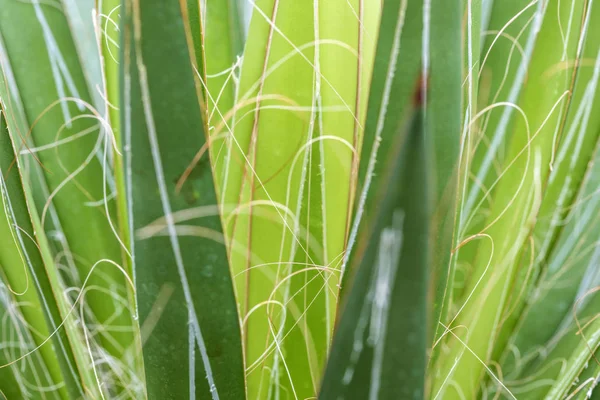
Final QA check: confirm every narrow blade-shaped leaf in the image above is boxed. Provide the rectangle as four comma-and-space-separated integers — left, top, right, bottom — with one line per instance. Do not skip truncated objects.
320, 101, 430, 399
121, 0, 245, 398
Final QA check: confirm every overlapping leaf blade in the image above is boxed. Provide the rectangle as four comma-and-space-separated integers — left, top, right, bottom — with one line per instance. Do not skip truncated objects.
218, 1, 380, 398
432, 0, 590, 398
0, 4, 139, 396
321, 0, 462, 397
0, 106, 89, 399
120, 0, 245, 398
321, 106, 430, 399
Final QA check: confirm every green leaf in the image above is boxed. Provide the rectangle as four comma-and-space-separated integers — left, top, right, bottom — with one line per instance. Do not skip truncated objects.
0, 107, 83, 399
342, 0, 420, 307
427, 0, 463, 337
220, 0, 381, 398
435, 0, 480, 327
0, 3, 138, 393
453, 0, 539, 301
320, 97, 430, 399
508, 297, 600, 399
99, 0, 130, 260
321, 0, 461, 396
432, 0, 589, 397
497, 132, 600, 397
61, 0, 104, 110
570, 348, 600, 400
496, 1, 600, 375
202, 0, 244, 187
120, 0, 245, 398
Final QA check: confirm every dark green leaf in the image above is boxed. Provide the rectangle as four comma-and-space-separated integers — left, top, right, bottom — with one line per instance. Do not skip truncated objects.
321, 103, 430, 399
121, 0, 245, 398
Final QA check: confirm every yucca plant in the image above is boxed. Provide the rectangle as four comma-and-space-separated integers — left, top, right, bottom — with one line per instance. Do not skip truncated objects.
1, 0, 600, 399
